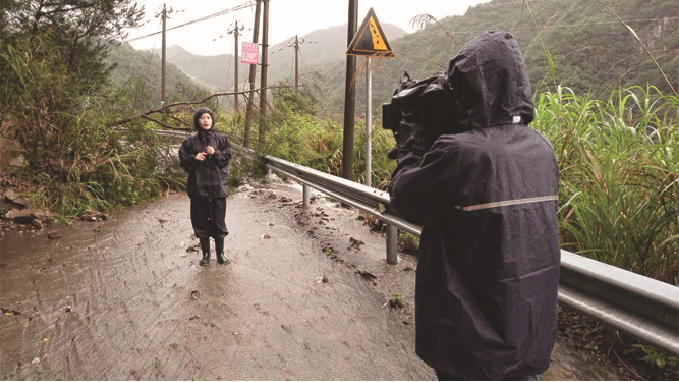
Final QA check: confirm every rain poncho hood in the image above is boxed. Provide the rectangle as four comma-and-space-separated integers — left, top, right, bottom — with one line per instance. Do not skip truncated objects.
447, 30, 535, 128
388, 31, 560, 380
193, 107, 216, 130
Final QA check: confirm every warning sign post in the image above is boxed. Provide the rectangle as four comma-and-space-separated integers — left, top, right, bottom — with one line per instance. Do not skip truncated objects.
346, 8, 394, 187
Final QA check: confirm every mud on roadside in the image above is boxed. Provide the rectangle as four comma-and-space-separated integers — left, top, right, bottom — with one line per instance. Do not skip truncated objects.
244, 176, 658, 381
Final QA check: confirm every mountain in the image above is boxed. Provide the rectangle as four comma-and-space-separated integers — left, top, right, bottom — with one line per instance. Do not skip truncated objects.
305, 0, 678, 117
267, 23, 407, 86
108, 0, 677, 116
154, 23, 407, 94
106, 42, 199, 105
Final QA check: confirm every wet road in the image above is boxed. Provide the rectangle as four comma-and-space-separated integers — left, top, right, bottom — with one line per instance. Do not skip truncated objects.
1, 180, 625, 380
0, 182, 434, 380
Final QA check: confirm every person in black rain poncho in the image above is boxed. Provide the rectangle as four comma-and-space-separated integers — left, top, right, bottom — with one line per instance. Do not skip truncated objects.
179, 107, 233, 266
388, 31, 560, 380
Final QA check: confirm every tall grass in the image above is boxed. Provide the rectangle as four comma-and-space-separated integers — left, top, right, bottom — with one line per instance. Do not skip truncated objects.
533, 86, 678, 284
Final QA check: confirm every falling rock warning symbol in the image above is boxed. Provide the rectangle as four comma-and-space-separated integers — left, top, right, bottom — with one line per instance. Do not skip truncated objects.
346, 7, 394, 58
369, 16, 387, 51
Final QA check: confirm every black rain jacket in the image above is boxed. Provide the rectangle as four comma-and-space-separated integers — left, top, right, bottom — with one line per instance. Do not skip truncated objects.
178, 115, 232, 199
388, 31, 560, 380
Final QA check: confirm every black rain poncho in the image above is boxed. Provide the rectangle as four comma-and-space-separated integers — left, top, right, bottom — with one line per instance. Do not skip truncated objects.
388, 31, 560, 380
179, 108, 233, 238
179, 108, 233, 199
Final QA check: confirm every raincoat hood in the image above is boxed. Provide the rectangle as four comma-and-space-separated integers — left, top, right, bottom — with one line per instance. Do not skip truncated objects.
193, 107, 216, 131
447, 31, 534, 128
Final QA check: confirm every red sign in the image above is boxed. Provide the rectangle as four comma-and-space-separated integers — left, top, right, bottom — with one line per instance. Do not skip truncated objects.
241, 42, 259, 65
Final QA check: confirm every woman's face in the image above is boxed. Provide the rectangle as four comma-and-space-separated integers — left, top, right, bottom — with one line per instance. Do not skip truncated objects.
199, 113, 212, 130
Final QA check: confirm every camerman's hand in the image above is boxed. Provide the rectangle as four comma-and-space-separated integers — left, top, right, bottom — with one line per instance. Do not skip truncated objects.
195, 153, 206, 161
205, 146, 215, 155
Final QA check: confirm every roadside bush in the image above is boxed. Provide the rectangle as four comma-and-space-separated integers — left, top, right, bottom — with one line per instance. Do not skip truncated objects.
533, 86, 679, 284
0, 36, 185, 217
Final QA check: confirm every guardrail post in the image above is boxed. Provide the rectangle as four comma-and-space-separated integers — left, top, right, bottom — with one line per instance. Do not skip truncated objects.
267, 167, 272, 177
303, 184, 310, 208
386, 224, 398, 265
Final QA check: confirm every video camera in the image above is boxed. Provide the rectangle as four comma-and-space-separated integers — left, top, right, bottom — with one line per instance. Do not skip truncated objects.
382, 70, 458, 159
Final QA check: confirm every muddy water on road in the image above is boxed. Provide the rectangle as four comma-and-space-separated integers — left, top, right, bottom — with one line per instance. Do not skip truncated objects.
0, 185, 433, 380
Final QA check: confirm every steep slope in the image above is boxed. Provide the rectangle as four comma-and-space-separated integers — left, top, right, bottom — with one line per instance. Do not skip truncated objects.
106, 43, 201, 105
158, 24, 407, 94
305, 0, 678, 117
267, 23, 407, 86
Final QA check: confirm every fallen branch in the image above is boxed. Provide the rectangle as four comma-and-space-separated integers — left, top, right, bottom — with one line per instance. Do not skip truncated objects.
141, 114, 186, 130
107, 86, 289, 128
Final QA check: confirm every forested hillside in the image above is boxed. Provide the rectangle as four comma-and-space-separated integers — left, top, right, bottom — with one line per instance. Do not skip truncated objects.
108, 0, 676, 117
304, 0, 678, 117
106, 43, 199, 105
122, 23, 407, 98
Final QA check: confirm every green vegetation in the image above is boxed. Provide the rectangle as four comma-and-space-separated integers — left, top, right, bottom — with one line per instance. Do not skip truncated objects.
0, 1, 188, 217
287, 0, 679, 118
534, 86, 678, 283
632, 344, 679, 369
390, 292, 405, 309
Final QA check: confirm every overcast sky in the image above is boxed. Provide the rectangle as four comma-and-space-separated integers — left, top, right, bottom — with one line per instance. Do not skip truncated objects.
124, 0, 490, 56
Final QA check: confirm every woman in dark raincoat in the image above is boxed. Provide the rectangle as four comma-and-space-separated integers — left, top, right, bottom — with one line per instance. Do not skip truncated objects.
388, 31, 560, 380
179, 107, 233, 265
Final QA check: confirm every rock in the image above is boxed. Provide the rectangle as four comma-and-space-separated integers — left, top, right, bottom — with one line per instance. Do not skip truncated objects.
31, 219, 43, 229
3, 189, 16, 201
4, 190, 30, 207
9, 154, 26, 167
12, 209, 51, 224
356, 270, 377, 280
47, 231, 62, 239
265, 173, 283, 184
3, 210, 16, 220
81, 210, 109, 221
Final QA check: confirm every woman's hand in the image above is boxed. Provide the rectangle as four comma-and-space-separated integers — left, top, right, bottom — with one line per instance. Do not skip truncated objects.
195, 153, 206, 161
205, 146, 215, 155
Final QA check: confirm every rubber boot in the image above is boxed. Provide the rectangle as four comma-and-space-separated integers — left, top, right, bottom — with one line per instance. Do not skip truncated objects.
215, 237, 231, 265
199, 237, 211, 266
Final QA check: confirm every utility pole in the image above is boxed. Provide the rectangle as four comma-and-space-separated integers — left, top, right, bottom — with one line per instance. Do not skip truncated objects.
274, 36, 316, 93
342, 0, 358, 181
161, 3, 167, 105
234, 21, 239, 111
294, 35, 299, 93
243, 0, 261, 148
259, 0, 269, 143
227, 21, 244, 112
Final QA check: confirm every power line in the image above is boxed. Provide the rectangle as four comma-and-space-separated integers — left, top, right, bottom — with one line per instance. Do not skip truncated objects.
123, 1, 257, 43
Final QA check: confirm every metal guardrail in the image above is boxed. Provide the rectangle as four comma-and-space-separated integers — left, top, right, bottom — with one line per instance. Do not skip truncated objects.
112, 127, 191, 139
264, 155, 679, 357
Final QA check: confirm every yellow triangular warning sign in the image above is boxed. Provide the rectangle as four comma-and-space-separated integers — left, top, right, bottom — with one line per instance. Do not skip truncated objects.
346, 8, 395, 58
